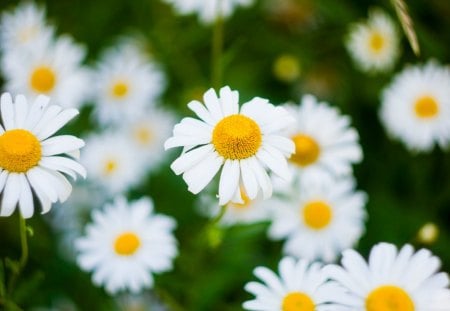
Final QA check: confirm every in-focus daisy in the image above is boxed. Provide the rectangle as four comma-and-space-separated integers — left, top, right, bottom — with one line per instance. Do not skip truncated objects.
162, 0, 254, 24
346, 8, 400, 73
0, 93, 86, 218
380, 61, 450, 152
92, 42, 165, 125
76, 196, 178, 294
284, 94, 362, 183
3, 35, 90, 109
326, 242, 450, 310
243, 257, 344, 310
81, 131, 146, 195
165, 86, 295, 205
268, 176, 367, 262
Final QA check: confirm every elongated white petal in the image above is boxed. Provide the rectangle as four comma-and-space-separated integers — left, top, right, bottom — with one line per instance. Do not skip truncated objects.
14, 94, 28, 128
187, 100, 215, 125
218, 159, 240, 205
26, 167, 58, 203
219, 86, 239, 116
182, 152, 223, 194
31, 104, 62, 134
240, 159, 258, 200
18, 174, 34, 218
164, 135, 210, 149
24, 95, 50, 130
247, 157, 272, 199
1, 93, 15, 130
0, 173, 20, 216
39, 156, 87, 179
170, 144, 213, 175
36, 108, 79, 140
256, 147, 291, 181
203, 88, 223, 121
41, 135, 85, 156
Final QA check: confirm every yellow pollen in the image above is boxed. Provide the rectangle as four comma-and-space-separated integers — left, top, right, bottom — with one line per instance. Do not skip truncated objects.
103, 159, 118, 175
290, 134, 320, 167
0, 129, 41, 173
302, 200, 333, 230
414, 96, 439, 119
212, 114, 262, 160
114, 232, 141, 256
229, 187, 252, 210
111, 81, 129, 98
366, 285, 415, 311
282, 292, 315, 311
370, 32, 385, 53
134, 126, 153, 145
30, 66, 56, 93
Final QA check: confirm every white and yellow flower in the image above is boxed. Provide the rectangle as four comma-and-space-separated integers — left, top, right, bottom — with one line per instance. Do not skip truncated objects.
284, 94, 362, 183
165, 86, 295, 205
346, 8, 400, 73
325, 242, 450, 310
76, 196, 178, 294
243, 257, 345, 310
267, 176, 367, 262
380, 62, 450, 152
0, 93, 85, 218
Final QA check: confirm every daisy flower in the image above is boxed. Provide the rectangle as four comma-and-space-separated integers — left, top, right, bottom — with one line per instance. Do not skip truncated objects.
267, 176, 367, 262
164, 86, 295, 205
346, 8, 400, 73
162, 0, 254, 24
243, 257, 344, 310
92, 42, 165, 125
0, 93, 86, 218
380, 61, 450, 152
325, 242, 450, 310
284, 94, 362, 183
75, 196, 178, 294
3, 34, 90, 109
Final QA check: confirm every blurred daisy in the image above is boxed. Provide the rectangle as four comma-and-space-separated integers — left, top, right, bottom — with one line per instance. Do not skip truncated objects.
326, 242, 450, 310
284, 95, 362, 183
162, 0, 254, 24
0, 93, 86, 218
380, 62, 450, 152
268, 176, 367, 262
346, 8, 400, 73
243, 257, 344, 310
92, 42, 165, 125
116, 292, 168, 311
81, 131, 145, 195
76, 196, 178, 294
165, 86, 295, 205
3, 35, 90, 109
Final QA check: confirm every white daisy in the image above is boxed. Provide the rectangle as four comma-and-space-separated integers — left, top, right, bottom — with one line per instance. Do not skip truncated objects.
81, 131, 146, 195
92, 42, 165, 125
164, 86, 295, 205
380, 61, 450, 152
0, 93, 86, 218
346, 8, 400, 73
75, 196, 178, 294
284, 94, 362, 184
325, 242, 450, 310
243, 257, 345, 310
3, 34, 90, 109
162, 0, 254, 24
267, 176, 367, 262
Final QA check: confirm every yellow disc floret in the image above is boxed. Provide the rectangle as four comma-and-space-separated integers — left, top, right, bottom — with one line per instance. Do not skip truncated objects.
282, 292, 315, 311
414, 95, 439, 119
0, 129, 42, 173
30, 66, 56, 93
290, 134, 320, 167
212, 114, 262, 160
369, 31, 385, 53
114, 232, 141, 256
366, 285, 415, 311
111, 81, 129, 98
302, 200, 333, 230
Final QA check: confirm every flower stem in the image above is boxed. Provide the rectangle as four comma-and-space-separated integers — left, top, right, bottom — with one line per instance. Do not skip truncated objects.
211, 3, 224, 90
7, 216, 29, 297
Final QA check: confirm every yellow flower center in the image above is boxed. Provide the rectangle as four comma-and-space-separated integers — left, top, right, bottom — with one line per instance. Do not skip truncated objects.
370, 31, 385, 53
103, 159, 118, 175
212, 114, 262, 160
290, 134, 320, 167
0, 129, 42, 173
134, 126, 153, 145
414, 95, 439, 119
282, 292, 315, 311
114, 232, 141, 256
229, 187, 252, 209
111, 81, 129, 98
366, 285, 415, 311
302, 200, 333, 230
30, 66, 56, 93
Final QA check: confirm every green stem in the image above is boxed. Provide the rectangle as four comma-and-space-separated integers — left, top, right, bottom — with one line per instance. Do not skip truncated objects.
211, 204, 227, 226
211, 3, 224, 90
7, 216, 29, 297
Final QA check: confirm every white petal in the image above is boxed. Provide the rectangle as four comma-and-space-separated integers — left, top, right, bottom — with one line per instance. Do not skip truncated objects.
18, 174, 34, 218
39, 156, 86, 179
164, 135, 210, 149
264, 135, 295, 157
0, 170, 8, 192
14, 95, 29, 129
187, 100, 215, 125
182, 152, 223, 194
218, 159, 240, 205
24, 95, 50, 130
219, 86, 239, 116
0, 173, 20, 217
26, 167, 58, 203
203, 88, 223, 121
247, 157, 272, 199
36, 108, 79, 140
31, 105, 62, 134
256, 146, 291, 181
240, 159, 258, 199
41, 135, 85, 156
170, 144, 214, 175
1, 93, 15, 130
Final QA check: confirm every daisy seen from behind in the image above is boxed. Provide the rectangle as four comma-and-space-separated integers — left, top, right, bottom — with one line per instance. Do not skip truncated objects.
284, 94, 362, 184
243, 256, 344, 310
325, 242, 450, 310
0, 93, 86, 218
346, 8, 400, 73
76, 196, 178, 294
267, 176, 367, 262
380, 61, 450, 152
165, 86, 295, 206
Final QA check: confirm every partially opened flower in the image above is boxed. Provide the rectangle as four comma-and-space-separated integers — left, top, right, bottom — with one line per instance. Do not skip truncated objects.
76, 196, 178, 294
0, 93, 86, 218
326, 242, 450, 310
165, 86, 295, 205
